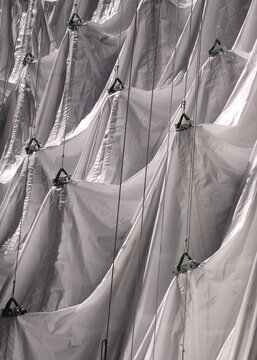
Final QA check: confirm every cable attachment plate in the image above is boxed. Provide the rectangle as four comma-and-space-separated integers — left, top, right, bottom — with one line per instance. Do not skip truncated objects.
175, 113, 192, 132
1, 297, 27, 318
208, 38, 224, 56
52, 168, 71, 186
25, 137, 41, 154
173, 252, 199, 275
108, 77, 124, 94
67, 12, 83, 30
23, 52, 36, 66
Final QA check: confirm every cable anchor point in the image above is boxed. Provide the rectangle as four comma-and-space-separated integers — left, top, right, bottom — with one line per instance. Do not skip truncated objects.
52, 168, 71, 186
1, 297, 27, 318
25, 137, 41, 155
67, 12, 83, 30
23, 53, 36, 66
173, 251, 199, 275
108, 77, 124, 94
208, 38, 224, 57
175, 112, 192, 132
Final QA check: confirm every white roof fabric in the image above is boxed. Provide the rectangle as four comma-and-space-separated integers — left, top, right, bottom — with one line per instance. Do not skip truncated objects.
0, 0, 257, 359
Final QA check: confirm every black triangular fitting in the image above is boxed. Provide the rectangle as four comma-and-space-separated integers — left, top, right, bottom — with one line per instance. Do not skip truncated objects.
23, 52, 35, 66
175, 113, 192, 132
208, 38, 224, 56
108, 77, 124, 94
25, 137, 41, 155
67, 12, 83, 30
52, 168, 71, 186
1, 297, 27, 318
173, 252, 199, 275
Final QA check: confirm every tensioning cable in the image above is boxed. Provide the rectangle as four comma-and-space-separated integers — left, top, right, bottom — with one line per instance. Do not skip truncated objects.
183, 0, 194, 108
53, 0, 81, 184
13, 0, 49, 302
152, 0, 181, 357
25, 0, 48, 155
117, 0, 124, 76
101, 0, 140, 359
209, 25, 228, 108
108, 0, 125, 94
129, 1, 162, 358
180, 5, 204, 360
1, 0, 37, 320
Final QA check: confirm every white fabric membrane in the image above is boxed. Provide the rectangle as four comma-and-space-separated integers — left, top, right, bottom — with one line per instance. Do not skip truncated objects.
0, 0, 257, 359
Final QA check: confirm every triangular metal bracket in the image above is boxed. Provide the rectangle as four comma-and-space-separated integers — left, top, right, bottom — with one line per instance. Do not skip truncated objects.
23, 52, 35, 66
208, 38, 224, 56
173, 252, 199, 275
175, 113, 192, 132
1, 297, 27, 318
52, 168, 71, 186
25, 137, 41, 155
67, 12, 83, 30
108, 77, 124, 94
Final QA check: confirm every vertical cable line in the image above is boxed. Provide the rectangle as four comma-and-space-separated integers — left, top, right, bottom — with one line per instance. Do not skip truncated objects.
185, 15, 203, 251
209, 25, 227, 110
181, 5, 204, 359
183, 0, 194, 103
11, 159, 30, 300
109, 0, 124, 93
117, 0, 124, 73
101, 1, 139, 359
60, 0, 81, 169
1, 0, 34, 333
152, 1, 181, 358
129, 1, 161, 358
2, 0, 36, 310
9, 0, 36, 303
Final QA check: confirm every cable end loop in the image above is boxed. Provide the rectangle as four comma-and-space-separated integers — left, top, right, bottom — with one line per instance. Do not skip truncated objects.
101, 339, 108, 360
